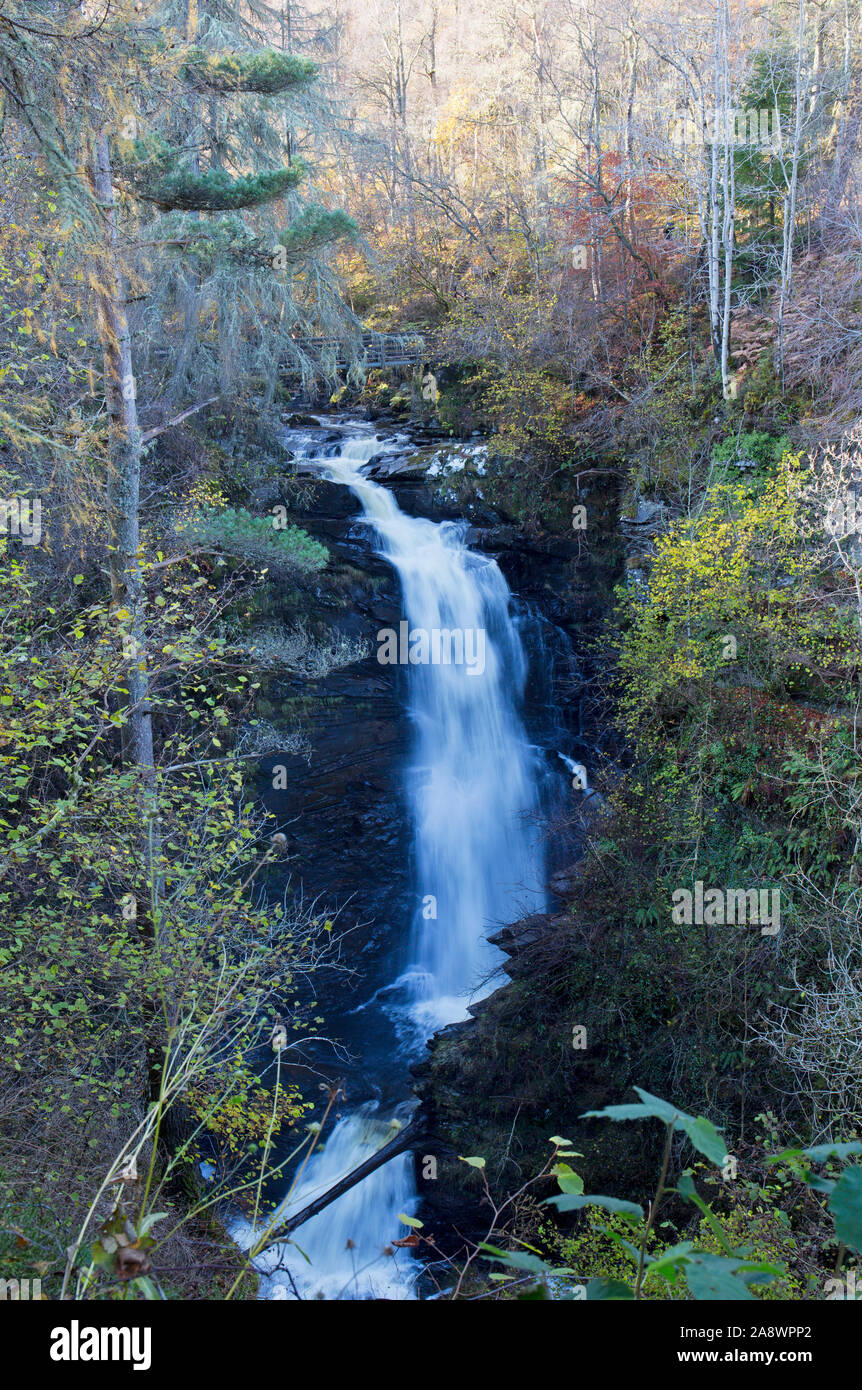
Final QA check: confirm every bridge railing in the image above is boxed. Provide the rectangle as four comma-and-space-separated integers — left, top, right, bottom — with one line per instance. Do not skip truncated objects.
284, 331, 426, 373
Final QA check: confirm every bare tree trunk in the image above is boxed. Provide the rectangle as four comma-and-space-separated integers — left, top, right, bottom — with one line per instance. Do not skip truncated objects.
92, 134, 155, 781
91, 132, 165, 991
623, 21, 639, 242
92, 129, 171, 1111
579, 17, 603, 305
718, 0, 735, 396
708, 75, 722, 370
823, 0, 860, 223
778, 0, 806, 385
526, 0, 549, 256
720, 148, 735, 395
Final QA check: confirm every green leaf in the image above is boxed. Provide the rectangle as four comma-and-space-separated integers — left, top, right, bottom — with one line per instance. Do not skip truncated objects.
680, 1115, 729, 1167
685, 1261, 755, 1300
586, 1277, 635, 1300
582, 1086, 683, 1125
459, 1155, 486, 1169
137, 1211, 168, 1236
685, 1254, 781, 1301
829, 1166, 862, 1252
479, 1243, 558, 1275
583, 1089, 727, 1166
552, 1161, 585, 1195
803, 1142, 862, 1163
644, 1242, 697, 1283
545, 1194, 644, 1218
807, 1175, 836, 1195
397, 1213, 423, 1230
581, 1102, 660, 1122
676, 1172, 734, 1253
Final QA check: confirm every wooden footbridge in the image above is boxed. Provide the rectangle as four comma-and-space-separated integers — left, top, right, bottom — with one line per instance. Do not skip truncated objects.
285, 330, 426, 375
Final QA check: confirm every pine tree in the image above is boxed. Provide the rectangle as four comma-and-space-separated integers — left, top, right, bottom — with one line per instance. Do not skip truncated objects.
0, 0, 357, 819
117, 0, 359, 406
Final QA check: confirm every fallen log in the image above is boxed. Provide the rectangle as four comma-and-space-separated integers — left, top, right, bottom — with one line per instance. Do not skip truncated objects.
276, 1117, 425, 1239
140, 395, 220, 442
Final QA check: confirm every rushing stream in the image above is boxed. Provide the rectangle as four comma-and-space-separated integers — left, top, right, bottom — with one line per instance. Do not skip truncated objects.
242, 426, 563, 1299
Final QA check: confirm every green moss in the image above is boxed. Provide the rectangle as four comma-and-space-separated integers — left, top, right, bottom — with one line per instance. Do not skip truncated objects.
547, 1209, 680, 1299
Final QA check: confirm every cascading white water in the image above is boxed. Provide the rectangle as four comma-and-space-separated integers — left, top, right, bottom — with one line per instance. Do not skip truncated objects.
248, 1101, 418, 1301
252, 429, 546, 1299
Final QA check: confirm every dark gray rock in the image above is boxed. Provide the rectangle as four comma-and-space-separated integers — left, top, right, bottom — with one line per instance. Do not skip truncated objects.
284, 412, 323, 428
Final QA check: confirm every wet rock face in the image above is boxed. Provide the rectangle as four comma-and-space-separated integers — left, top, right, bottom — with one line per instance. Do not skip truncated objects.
257, 548, 411, 983
260, 662, 410, 957
283, 412, 323, 429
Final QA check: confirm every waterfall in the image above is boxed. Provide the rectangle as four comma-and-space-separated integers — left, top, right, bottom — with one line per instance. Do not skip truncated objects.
253, 428, 546, 1299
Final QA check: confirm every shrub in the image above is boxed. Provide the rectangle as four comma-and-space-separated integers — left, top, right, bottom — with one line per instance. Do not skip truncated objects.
713, 430, 792, 471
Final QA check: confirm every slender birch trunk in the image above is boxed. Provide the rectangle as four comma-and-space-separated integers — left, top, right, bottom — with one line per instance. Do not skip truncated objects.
718, 0, 735, 396
91, 135, 154, 777
91, 132, 166, 974
708, 79, 722, 370
778, 0, 806, 385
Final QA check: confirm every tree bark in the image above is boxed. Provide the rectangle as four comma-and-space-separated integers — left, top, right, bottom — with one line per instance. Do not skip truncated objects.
92, 131, 167, 1109
778, 0, 806, 386
91, 133, 156, 785
718, 0, 735, 396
